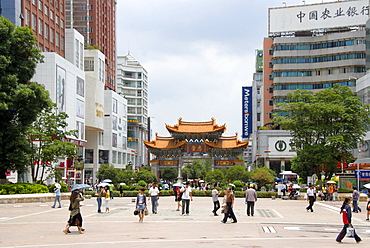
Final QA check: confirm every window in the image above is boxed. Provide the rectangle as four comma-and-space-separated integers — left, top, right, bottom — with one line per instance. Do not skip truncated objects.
112, 134, 117, 148
56, 32, 59, 47
50, 28, 54, 43
38, 19, 43, 35
25, 9, 30, 26
32, 14, 37, 30
137, 90, 142, 97
112, 151, 117, 163
84, 58, 94, 71
38, 0, 43, 10
44, 24, 49, 39
85, 149, 93, 163
56, 15, 59, 25
61, 36, 65, 51
44, 6, 48, 15
75, 39, 80, 67
50, 10, 54, 20
113, 99, 117, 113
32, 0, 36, 5
269, 100, 273, 106
60, 20, 64, 28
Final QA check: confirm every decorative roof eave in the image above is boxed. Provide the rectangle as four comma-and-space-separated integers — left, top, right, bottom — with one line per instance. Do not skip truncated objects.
204, 135, 249, 149
165, 117, 226, 134
144, 134, 186, 149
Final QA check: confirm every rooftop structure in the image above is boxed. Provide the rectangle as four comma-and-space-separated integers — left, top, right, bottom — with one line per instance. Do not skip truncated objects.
145, 118, 248, 177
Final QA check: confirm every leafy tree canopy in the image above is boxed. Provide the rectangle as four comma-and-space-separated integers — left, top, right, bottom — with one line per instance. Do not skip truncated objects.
0, 17, 52, 180
272, 85, 370, 181
252, 167, 276, 187
205, 169, 225, 184
27, 106, 78, 182
160, 168, 178, 182
225, 165, 251, 183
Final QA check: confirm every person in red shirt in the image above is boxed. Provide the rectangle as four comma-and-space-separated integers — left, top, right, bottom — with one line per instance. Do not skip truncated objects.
336, 197, 361, 243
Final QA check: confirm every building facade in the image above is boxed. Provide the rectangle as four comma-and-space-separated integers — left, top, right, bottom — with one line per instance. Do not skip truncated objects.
116, 53, 149, 170
1, 0, 66, 57
65, 0, 116, 90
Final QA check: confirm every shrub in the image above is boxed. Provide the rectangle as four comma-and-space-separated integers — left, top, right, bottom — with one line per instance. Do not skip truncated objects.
256, 191, 278, 198
0, 183, 48, 195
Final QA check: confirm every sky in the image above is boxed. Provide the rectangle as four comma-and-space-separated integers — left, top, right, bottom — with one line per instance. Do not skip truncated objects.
116, 0, 333, 138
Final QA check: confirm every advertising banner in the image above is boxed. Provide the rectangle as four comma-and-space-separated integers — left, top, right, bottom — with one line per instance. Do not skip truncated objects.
269, 0, 369, 33
242, 87, 252, 138
256, 50, 263, 72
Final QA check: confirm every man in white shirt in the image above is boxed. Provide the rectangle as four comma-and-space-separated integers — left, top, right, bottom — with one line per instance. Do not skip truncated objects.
148, 182, 160, 214
212, 184, 220, 216
180, 182, 193, 216
306, 185, 316, 212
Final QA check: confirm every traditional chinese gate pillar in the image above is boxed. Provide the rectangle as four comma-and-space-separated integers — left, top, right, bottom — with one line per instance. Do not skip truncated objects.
177, 156, 183, 183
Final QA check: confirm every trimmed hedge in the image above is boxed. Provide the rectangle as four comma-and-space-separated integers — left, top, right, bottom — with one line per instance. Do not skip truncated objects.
91, 190, 278, 198
0, 183, 49, 195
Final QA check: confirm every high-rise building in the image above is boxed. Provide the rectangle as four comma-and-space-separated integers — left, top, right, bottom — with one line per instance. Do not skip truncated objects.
116, 53, 149, 169
1, 0, 66, 57
65, 0, 116, 90
264, 0, 368, 125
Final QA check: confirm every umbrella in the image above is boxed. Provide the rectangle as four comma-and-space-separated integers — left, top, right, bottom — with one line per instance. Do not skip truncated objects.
363, 183, 370, 189
98, 182, 110, 187
54, 183, 61, 189
199, 180, 205, 183
119, 183, 126, 185
327, 180, 337, 184
102, 179, 112, 183
173, 183, 183, 187
70, 184, 91, 191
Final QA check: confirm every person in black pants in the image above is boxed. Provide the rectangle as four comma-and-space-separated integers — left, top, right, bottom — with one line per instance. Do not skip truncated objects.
221, 188, 237, 223
336, 197, 361, 243
306, 185, 316, 212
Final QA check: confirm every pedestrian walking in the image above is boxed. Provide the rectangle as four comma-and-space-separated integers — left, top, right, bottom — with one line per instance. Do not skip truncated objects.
281, 183, 286, 196
174, 186, 182, 211
180, 182, 193, 216
352, 187, 362, 213
306, 185, 316, 212
333, 185, 340, 202
109, 184, 114, 199
245, 184, 257, 217
336, 197, 362, 243
148, 182, 160, 214
104, 186, 110, 213
221, 188, 237, 223
51, 182, 61, 208
136, 188, 147, 223
63, 191, 84, 234
95, 186, 103, 213
119, 186, 124, 197
366, 192, 370, 221
211, 184, 220, 216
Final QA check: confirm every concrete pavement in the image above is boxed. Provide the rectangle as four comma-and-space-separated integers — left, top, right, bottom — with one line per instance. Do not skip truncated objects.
0, 195, 369, 248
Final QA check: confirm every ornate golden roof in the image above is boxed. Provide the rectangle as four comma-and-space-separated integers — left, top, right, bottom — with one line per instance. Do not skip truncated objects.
144, 134, 186, 149
205, 134, 249, 149
166, 117, 226, 134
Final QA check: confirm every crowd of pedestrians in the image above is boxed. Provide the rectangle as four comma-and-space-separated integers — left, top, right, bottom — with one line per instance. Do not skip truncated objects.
52, 179, 370, 244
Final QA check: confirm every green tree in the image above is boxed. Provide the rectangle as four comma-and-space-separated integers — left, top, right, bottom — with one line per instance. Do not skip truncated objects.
225, 165, 251, 182
160, 168, 178, 182
96, 164, 121, 184
117, 170, 135, 185
135, 170, 157, 184
252, 167, 276, 187
272, 85, 370, 181
182, 161, 211, 180
0, 17, 52, 180
205, 169, 225, 184
27, 107, 78, 182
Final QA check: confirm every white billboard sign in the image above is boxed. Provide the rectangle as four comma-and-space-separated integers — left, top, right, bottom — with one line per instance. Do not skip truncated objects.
269, 0, 369, 33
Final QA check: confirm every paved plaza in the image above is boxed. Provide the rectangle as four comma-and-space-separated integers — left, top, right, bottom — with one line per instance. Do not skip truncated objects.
0, 195, 370, 248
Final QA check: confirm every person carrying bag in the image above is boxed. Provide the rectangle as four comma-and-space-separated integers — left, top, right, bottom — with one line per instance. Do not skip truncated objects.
336, 197, 361, 243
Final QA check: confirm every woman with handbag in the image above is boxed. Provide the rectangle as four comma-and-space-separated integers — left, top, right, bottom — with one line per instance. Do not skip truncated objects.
221, 188, 237, 224
336, 197, 361, 243
136, 188, 147, 223
63, 190, 84, 234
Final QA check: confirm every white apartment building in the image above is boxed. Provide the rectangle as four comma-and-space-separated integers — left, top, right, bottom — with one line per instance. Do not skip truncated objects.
116, 53, 149, 170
